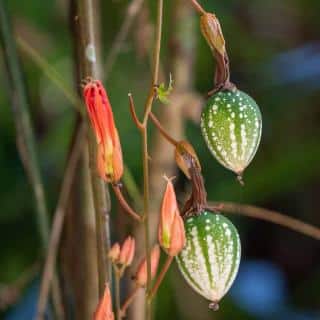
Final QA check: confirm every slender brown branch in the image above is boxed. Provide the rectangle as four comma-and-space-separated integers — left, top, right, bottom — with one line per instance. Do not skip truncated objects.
120, 286, 140, 317
72, 0, 112, 295
149, 112, 178, 146
105, 0, 144, 76
142, 0, 163, 126
187, 0, 206, 15
112, 184, 142, 222
128, 93, 144, 130
36, 123, 86, 320
113, 266, 121, 320
148, 255, 173, 302
208, 202, 320, 240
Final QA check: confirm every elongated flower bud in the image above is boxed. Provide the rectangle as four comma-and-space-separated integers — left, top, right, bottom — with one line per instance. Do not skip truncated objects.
158, 178, 186, 256
135, 245, 160, 287
108, 243, 120, 262
200, 13, 226, 57
83, 79, 123, 183
119, 236, 135, 266
93, 283, 114, 320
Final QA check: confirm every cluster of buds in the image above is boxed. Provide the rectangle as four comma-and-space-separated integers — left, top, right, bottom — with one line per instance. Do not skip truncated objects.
108, 236, 135, 271
158, 177, 186, 256
93, 283, 114, 320
83, 79, 123, 183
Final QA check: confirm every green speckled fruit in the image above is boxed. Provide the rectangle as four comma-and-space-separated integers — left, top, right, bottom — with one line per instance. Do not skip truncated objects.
200, 90, 262, 175
176, 211, 241, 304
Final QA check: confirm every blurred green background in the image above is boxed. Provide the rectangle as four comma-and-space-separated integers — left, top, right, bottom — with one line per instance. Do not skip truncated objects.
1, 0, 320, 319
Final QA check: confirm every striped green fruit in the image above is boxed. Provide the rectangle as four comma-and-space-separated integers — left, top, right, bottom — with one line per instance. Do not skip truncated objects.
176, 211, 241, 305
200, 90, 262, 175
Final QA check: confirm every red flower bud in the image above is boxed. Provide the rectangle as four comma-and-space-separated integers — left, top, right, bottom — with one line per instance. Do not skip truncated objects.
83, 79, 123, 183
119, 236, 135, 266
135, 245, 160, 287
158, 178, 186, 256
108, 243, 120, 262
93, 283, 114, 320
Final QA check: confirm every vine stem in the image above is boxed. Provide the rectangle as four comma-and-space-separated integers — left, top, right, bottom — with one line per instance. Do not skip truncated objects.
120, 286, 140, 317
149, 112, 178, 146
36, 124, 86, 319
208, 202, 320, 240
138, 1, 163, 319
112, 184, 142, 221
114, 266, 121, 320
148, 255, 173, 302
187, 0, 206, 15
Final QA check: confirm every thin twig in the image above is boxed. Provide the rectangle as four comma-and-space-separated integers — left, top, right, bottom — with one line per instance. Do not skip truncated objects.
142, 0, 163, 126
16, 38, 84, 116
113, 266, 121, 320
138, 2, 164, 319
149, 112, 178, 146
148, 255, 173, 302
36, 123, 86, 320
105, 0, 144, 76
112, 184, 142, 222
187, 0, 206, 15
208, 202, 320, 240
128, 93, 143, 130
120, 286, 140, 317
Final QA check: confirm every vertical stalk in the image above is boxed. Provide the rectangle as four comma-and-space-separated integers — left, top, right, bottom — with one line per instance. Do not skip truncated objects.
0, 2, 64, 318
139, 1, 163, 319
71, 0, 112, 296
114, 268, 121, 320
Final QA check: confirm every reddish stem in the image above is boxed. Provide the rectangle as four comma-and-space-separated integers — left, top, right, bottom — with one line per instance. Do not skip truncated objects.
188, 0, 206, 15
112, 184, 142, 222
128, 93, 144, 130
120, 286, 140, 317
149, 112, 178, 146
148, 255, 174, 302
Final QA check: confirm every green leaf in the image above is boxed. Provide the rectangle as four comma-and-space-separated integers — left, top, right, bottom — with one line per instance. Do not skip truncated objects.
156, 73, 173, 104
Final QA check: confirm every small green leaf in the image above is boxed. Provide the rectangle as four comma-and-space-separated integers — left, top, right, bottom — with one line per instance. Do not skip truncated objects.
156, 74, 173, 104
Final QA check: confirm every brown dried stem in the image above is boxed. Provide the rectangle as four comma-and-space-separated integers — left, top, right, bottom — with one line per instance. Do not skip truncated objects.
36, 123, 86, 319
208, 202, 320, 240
72, 0, 111, 296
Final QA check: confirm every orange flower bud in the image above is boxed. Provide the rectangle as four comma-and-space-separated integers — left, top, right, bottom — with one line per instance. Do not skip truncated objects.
119, 236, 135, 266
83, 79, 123, 183
200, 13, 226, 57
135, 245, 160, 287
158, 178, 186, 256
93, 283, 114, 320
175, 141, 201, 179
108, 243, 120, 262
